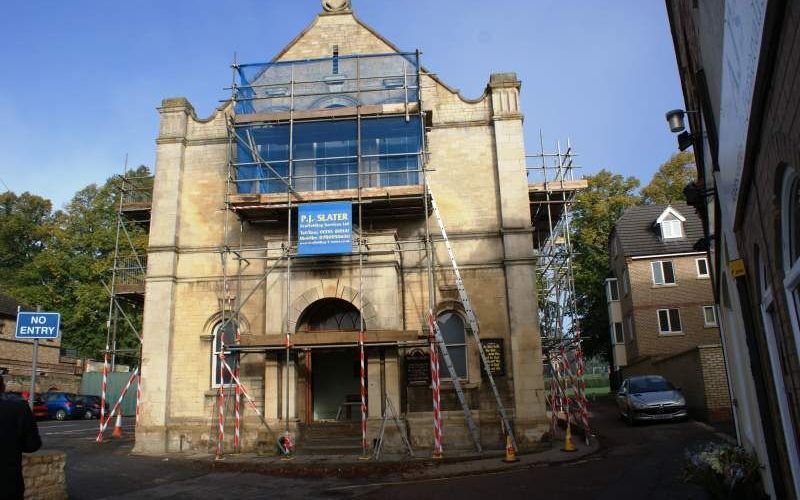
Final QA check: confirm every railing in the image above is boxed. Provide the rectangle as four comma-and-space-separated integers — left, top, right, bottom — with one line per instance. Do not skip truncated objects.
114, 255, 147, 286
119, 175, 153, 206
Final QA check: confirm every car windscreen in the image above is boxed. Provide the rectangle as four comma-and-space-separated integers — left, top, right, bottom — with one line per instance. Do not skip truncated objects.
629, 377, 674, 393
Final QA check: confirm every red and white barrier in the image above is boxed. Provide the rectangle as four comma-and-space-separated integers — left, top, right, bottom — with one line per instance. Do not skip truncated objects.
98, 349, 110, 443
359, 330, 367, 455
96, 367, 139, 441
427, 310, 443, 458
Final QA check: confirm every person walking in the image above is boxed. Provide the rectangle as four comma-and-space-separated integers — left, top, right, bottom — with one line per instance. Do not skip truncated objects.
0, 376, 42, 500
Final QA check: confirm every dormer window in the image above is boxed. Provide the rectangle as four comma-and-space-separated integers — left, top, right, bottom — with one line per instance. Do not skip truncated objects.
655, 206, 686, 240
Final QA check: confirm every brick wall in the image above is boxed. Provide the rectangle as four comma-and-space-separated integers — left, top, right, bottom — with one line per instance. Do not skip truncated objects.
618, 255, 720, 360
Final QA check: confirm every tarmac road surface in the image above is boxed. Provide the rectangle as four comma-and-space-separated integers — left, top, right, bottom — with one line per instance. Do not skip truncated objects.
35, 397, 728, 499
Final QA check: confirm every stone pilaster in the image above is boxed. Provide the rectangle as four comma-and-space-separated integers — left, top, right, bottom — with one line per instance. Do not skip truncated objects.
133, 98, 192, 454
489, 74, 548, 446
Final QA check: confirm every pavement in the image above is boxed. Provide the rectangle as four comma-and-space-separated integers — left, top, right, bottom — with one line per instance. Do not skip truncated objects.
37, 396, 732, 499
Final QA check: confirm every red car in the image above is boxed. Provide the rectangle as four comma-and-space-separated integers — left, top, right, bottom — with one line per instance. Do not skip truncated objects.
32, 396, 48, 419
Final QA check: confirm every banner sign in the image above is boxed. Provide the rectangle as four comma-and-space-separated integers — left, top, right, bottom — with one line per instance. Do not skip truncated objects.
298, 201, 353, 256
15, 312, 61, 339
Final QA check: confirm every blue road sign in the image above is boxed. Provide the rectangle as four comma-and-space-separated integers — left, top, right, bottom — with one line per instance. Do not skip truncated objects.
15, 312, 61, 339
298, 202, 353, 256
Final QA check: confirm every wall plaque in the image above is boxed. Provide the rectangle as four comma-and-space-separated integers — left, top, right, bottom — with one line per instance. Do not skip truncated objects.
406, 349, 431, 386
480, 339, 505, 377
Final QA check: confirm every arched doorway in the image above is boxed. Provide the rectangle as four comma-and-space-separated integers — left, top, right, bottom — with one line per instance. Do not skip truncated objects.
297, 298, 363, 421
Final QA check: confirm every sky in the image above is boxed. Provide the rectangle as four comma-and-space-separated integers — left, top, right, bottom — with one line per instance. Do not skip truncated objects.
0, 0, 684, 209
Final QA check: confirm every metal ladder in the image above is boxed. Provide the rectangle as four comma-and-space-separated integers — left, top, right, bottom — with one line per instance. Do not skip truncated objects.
427, 183, 519, 452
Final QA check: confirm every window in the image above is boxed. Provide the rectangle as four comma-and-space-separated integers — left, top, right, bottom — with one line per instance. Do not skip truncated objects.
702, 305, 718, 327
212, 321, 237, 387
696, 258, 710, 278
651, 261, 676, 285
657, 309, 682, 334
332, 45, 339, 75
782, 168, 800, 352
297, 298, 361, 332
613, 322, 624, 344
437, 312, 467, 379
660, 219, 683, 239
606, 279, 619, 302
622, 268, 630, 296
625, 315, 635, 342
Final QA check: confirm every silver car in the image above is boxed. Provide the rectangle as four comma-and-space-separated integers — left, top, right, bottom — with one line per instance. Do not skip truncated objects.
616, 375, 688, 424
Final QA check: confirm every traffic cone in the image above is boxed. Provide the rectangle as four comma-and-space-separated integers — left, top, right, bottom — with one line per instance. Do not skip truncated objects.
432, 448, 443, 460
562, 419, 577, 452
502, 434, 519, 463
112, 414, 123, 438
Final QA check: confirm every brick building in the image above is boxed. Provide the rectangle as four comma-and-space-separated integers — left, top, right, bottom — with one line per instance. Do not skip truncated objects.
0, 294, 80, 394
666, 1, 800, 497
606, 203, 731, 421
131, 0, 576, 455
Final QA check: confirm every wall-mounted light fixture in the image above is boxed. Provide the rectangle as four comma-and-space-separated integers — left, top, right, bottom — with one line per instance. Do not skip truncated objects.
665, 108, 698, 151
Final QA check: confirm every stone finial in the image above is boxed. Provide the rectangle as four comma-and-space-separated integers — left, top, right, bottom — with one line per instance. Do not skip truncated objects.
322, 0, 352, 13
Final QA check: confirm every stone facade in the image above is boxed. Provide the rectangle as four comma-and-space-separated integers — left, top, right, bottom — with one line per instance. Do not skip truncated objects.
22, 451, 68, 500
134, 6, 548, 455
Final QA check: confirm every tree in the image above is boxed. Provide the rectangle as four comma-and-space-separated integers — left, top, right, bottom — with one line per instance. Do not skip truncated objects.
0, 192, 54, 287
640, 151, 696, 204
7, 166, 150, 360
571, 170, 641, 361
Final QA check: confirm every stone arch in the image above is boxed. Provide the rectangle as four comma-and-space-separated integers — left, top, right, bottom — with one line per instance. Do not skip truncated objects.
288, 281, 378, 332
202, 310, 251, 337
310, 94, 360, 110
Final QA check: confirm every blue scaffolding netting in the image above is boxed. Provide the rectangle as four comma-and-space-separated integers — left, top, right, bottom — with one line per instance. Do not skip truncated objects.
231, 53, 423, 194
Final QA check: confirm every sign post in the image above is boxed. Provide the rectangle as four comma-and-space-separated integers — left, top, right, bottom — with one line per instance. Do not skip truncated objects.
15, 307, 60, 408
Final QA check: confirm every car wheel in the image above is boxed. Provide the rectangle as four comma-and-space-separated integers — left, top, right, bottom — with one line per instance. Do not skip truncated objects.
83, 410, 94, 420
55, 409, 67, 421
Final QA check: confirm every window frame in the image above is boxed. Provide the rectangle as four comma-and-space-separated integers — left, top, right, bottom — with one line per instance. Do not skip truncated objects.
613, 322, 624, 344
660, 219, 683, 239
702, 305, 718, 327
781, 168, 800, 358
606, 278, 620, 302
651, 260, 677, 286
759, 250, 800, 494
696, 257, 710, 278
211, 321, 237, 388
657, 308, 683, 334
436, 311, 468, 380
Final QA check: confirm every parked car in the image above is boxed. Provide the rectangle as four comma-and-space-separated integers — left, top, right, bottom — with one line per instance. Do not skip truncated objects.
32, 396, 49, 419
616, 375, 688, 425
74, 395, 107, 420
40, 392, 86, 421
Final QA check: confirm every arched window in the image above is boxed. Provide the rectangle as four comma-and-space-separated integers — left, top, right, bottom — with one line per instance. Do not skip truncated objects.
297, 298, 361, 332
437, 311, 467, 379
211, 320, 237, 387
782, 168, 800, 350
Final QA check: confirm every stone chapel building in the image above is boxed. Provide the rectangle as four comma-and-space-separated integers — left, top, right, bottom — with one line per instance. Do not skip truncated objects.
134, 0, 561, 455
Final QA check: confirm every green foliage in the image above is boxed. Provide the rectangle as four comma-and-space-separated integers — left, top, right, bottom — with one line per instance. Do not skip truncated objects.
572, 170, 641, 360
0, 166, 150, 361
641, 151, 696, 204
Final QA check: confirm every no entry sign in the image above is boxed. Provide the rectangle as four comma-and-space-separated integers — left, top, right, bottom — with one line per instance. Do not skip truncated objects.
15, 312, 61, 339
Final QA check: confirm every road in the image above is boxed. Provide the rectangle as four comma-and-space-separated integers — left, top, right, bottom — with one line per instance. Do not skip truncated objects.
38, 397, 727, 499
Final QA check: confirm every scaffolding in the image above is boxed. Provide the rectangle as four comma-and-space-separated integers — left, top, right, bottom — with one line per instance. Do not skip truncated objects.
97, 162, 151, 442
526, 134, 591, 442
